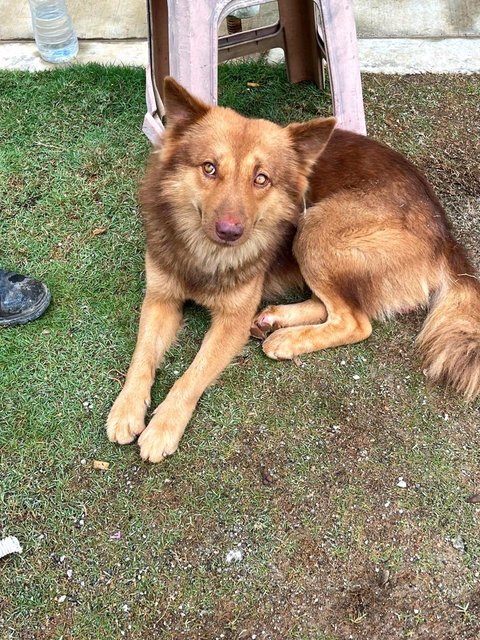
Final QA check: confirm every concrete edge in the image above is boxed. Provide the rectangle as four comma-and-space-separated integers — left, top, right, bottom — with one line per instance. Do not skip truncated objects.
0, 38, 479, 74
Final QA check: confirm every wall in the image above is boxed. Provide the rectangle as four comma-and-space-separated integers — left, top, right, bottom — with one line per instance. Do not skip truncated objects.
1, 0, 479, 40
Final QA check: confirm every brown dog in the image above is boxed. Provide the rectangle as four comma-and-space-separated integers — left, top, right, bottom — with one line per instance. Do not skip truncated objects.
107, 78, 480, 462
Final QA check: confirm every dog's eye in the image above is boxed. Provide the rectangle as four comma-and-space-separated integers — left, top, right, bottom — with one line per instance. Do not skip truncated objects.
202, 162, 216, 177
254, 173, 270, 187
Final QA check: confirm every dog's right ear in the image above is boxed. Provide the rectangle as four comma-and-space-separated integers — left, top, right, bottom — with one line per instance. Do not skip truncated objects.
163, 77, 211, 131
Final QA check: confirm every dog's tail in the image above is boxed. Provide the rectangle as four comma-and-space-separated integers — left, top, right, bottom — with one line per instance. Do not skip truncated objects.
417, 247, 480, 400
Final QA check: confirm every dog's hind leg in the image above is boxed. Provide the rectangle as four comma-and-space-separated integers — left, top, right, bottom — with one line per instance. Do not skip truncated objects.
262, 288, 372, 360
251, 296, 327, 339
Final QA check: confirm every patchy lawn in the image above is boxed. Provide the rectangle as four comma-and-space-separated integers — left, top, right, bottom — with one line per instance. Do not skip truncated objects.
0, 63, 479, 640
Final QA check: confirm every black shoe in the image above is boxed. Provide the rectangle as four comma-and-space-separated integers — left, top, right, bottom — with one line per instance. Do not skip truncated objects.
0, 269, 51, 327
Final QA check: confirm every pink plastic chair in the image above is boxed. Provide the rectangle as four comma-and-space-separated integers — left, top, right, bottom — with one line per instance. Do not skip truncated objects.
143, 0, 366, 144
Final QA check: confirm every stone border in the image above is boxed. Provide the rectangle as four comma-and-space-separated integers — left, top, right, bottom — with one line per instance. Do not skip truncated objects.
1, 38, 479, 74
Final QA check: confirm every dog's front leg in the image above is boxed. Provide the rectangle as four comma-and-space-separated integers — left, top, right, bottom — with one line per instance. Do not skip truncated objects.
107, 294, 183, 444
138, 278, 263, 463
107, 291, 183, 445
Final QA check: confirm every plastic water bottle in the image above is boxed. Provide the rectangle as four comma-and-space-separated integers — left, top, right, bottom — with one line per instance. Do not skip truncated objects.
28, 0, 78, 64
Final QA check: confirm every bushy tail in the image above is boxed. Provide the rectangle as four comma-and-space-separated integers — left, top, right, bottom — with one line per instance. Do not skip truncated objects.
417, 269, 480, 401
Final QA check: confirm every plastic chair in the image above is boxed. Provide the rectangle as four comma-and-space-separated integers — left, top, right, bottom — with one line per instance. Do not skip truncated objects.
143, 0, 366, 144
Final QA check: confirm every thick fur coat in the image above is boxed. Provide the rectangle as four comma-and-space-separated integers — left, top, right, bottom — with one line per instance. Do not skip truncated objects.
107, 78, 480, 463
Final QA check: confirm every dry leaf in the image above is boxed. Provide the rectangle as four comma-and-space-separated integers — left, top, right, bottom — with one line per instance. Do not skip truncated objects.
92, 227, 107, 236
93, 460, 109, 471
247, 82, 260, 88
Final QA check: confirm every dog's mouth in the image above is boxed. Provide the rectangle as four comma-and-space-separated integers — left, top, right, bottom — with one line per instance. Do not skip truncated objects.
211, 235, 245, 247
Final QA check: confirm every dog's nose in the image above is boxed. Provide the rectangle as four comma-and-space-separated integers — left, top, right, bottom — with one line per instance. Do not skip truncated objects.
215, 219, 244, 242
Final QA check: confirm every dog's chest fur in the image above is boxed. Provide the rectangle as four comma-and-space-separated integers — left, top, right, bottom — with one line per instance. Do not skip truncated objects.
143, 198, 300, 302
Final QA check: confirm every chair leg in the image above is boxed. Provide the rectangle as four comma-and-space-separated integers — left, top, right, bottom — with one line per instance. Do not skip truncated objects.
167, 1, 219, 105
278, 0, 323, 88
148, 0, 170, 107
317, 0, 366, 134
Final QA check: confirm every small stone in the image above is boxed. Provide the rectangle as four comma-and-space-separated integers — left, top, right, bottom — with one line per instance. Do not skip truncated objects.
58, 595, 67, 603
467, 493, 480, 504
225, 549, 243, 564
397, 477, 407, 488
352, 374, 360, 380
451, 535, 465, 552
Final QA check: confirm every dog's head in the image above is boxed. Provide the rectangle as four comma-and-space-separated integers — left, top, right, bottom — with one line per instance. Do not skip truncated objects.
152, 77, 336, 248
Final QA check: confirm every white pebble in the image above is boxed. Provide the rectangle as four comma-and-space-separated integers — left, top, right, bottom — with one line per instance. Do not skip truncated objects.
225, 549, 243, 564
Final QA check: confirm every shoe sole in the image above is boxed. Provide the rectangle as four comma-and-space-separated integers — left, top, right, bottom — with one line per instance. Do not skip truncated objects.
0, 288, 51, 327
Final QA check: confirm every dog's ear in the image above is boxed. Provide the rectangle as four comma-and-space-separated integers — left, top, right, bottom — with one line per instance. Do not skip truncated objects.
163, 77, 210, 131
287, 117, 336, 169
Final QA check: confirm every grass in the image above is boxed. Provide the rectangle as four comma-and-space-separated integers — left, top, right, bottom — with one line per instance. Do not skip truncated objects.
0, 62, 479, 639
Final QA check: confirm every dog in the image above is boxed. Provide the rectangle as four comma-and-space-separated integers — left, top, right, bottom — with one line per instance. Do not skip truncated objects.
107, 77, 480, 463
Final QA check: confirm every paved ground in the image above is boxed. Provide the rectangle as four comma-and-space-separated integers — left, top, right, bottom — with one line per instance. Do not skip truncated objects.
1, 36, 479, 73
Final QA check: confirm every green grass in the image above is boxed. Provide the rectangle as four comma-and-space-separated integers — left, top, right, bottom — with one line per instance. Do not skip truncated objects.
1, 62, 479, 640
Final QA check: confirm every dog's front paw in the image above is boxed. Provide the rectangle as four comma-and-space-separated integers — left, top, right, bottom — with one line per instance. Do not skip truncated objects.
137, 401, 190, 463
262, 328, 299, 360
106, 392, 148, 445
137, 424, 181, 463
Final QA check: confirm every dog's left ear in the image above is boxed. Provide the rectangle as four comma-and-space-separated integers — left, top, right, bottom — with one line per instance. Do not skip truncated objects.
287, 117, 337, 169
163, 77, 211, 131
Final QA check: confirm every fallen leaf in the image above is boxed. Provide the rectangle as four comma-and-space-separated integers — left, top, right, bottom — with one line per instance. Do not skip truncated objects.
92, 227, 107, 236
260, 465, 274, 486
247, 82, 260, 87
377, 568, 390, 587
93, 460, 109, 471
